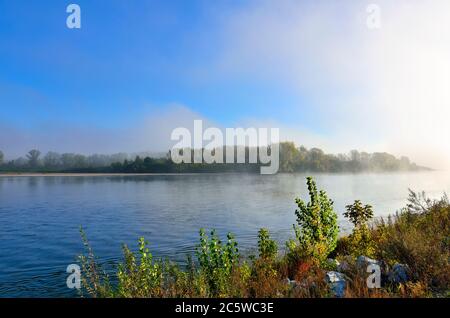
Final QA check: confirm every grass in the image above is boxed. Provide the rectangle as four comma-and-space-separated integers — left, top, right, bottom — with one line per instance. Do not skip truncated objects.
78, 180, 450, 298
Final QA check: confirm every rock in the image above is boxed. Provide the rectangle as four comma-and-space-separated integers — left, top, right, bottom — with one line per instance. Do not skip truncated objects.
325, 271, 347, 298
357, 256, 391, 281
357, 255, 380, 269
388, 264, 409, 284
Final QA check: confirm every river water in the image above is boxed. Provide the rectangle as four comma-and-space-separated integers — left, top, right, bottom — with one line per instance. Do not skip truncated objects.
0, 171, 449, 297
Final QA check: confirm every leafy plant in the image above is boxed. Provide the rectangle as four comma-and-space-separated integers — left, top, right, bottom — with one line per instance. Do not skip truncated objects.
197, 229, 239, 296
372, 193, 450, 291
343, 200, 375, 257
76, 190, 449, 299
257, 228, 278, 260
116, 237, 164, 297
78, 227, 113, 297
293, 177, 339, 262
406, 189, 449, 214
344, 200, 374, 227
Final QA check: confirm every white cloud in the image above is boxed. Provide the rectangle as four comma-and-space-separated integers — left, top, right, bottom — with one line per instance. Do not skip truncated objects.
201, 0, 450, 169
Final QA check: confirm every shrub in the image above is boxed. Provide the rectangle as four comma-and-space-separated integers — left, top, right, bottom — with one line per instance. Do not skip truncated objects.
293, 177, 339, 262
246, 258, 286, 297
344, 200, 374, 227
289, 259, 330, 298
77, 189, 449, 298
257, 228, 278, 260
116, 238, 165, 297
197, 229, 239, 297
78, 228, 113, 297
343, 200, 375, 257
372, 193, 450, 292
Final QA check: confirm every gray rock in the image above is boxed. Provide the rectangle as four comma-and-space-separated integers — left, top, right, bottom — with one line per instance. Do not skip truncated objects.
326, 271, 347, 298
388, 264, 409, 284
357, 255, 380, 269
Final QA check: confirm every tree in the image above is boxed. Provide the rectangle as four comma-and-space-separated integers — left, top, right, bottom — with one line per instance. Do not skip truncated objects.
73, 154, 87, 168
197, 229, 239, 296
360, 152, 370, 170
279, 142, 299, 172
308, 148, 326, 171
371, 152, 399, 171
26, 149, 41, 167
344, 200, 373, 227
0, 150, 4, 165
349, 150, 361, 162
344, 200, 375, 257
12, 157, 27, 167
257, 228, 278, 260
43, 152, 61, 168
293, 177, 339, 261
61, 153, 77, 168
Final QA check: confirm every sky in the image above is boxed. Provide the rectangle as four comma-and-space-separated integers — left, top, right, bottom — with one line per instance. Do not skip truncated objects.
1, 0, 450, 169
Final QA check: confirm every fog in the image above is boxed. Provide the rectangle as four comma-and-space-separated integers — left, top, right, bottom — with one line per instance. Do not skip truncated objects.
0, 105, 211, 160
1, 1, 450, 169
205, 0, 450, 169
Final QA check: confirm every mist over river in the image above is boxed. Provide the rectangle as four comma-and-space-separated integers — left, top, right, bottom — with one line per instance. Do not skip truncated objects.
1, 172, 449, 297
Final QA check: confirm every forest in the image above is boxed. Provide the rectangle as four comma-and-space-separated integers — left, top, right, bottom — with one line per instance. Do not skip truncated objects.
0, 142, 430, 173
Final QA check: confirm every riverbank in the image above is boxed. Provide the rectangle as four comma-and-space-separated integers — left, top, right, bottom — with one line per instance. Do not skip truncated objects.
77, 178, 449, 298
1, 173, 448, 297
0, 172, 217, 177
0, 170, 439, 178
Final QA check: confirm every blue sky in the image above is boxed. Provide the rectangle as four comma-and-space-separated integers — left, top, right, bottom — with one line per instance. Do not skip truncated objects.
1, 0, 450, 168
0, 0, 308, 128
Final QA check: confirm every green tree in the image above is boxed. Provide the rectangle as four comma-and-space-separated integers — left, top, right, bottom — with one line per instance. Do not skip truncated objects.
61, 153, 77, 168
26, 149, 41, 167
43, 152, 61, 168
344, 200, 375, 257
197, 229, 239, 296
293, 177, 339, 261
257, 228, 278, 260
117, 237, 164, 297
0, 150, 4, 165
344, 200, 373, 227
279, 142, 299, 172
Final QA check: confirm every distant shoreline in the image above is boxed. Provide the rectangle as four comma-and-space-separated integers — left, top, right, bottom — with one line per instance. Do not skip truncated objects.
0, 172, 210, 177
0, 170, 438, 177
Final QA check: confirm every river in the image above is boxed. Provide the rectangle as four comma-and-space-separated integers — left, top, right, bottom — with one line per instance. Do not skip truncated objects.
0, 171, 449, 297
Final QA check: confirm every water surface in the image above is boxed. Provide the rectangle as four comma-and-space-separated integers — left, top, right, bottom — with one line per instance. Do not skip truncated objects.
0, 172, 449, 297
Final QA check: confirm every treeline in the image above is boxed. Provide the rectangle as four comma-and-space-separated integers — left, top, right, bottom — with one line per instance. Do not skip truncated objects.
277, 142, 428, 172
0, 142, 429, 173
0, 150, 130, 172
